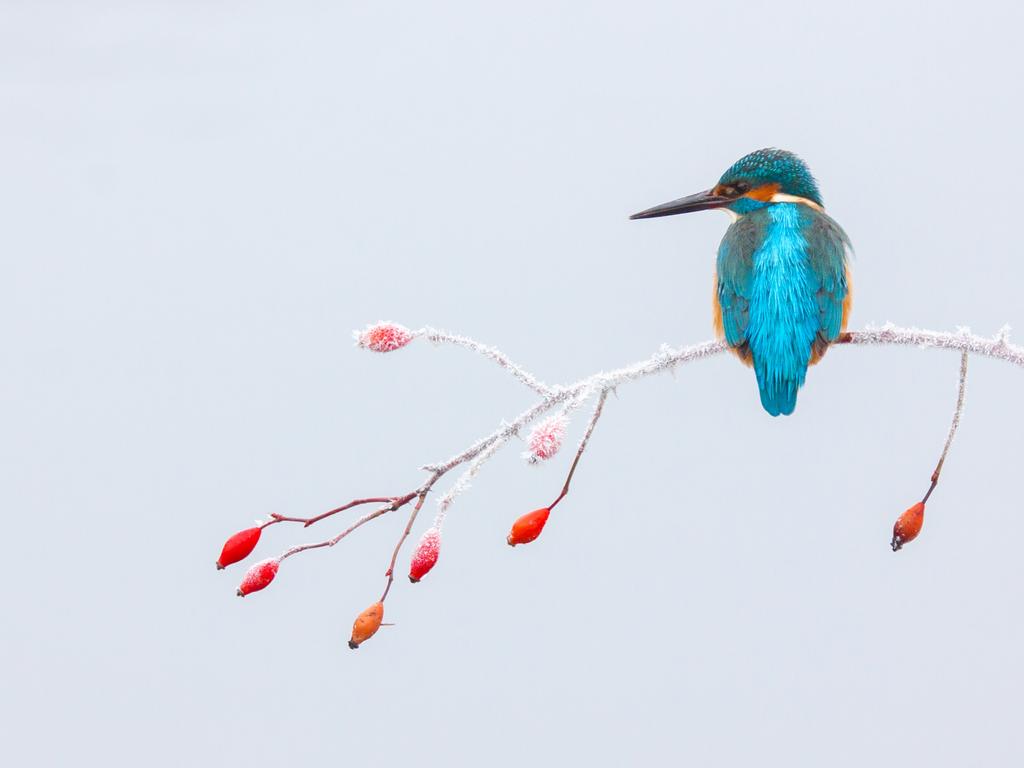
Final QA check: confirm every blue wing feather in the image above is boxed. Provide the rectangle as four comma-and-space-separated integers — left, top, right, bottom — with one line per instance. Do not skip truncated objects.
716, 214, 762, 348
802, 207, 851, 344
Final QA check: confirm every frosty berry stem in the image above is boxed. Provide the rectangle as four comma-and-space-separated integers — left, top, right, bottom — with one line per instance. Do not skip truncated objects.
380, 480, 437, 602
549, 389, 608, 511
921, 350, 969, 504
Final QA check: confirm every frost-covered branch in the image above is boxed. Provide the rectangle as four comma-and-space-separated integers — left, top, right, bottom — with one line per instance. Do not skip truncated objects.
415, 326, 554, 396
217, 321, 1024, 648
839, 324, 1021, 366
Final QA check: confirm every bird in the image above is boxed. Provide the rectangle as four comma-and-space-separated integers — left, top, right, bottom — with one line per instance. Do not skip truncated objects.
630, 148, 852, 416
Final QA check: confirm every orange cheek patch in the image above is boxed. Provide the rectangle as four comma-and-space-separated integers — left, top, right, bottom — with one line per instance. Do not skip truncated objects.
744, 182, 781, 202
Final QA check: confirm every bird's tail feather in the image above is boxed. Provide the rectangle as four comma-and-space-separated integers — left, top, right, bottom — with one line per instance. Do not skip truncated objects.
755, 363, 803, 417
757, 381, 798, 417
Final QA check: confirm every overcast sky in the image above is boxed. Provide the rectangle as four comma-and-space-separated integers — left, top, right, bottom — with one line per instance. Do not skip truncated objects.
4, 2, 1024, 766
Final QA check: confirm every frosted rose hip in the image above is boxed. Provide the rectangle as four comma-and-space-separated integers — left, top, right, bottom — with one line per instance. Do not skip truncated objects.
356, 322, 413, 353
237, 558, 279, 596
409, 528, 441, 583
525, 415, 567, 462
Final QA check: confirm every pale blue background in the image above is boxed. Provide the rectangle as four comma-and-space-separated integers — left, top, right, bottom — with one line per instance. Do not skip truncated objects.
3, 2, 1024, 766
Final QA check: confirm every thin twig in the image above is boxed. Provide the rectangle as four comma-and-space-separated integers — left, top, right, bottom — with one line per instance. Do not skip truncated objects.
265, 495, 415, 529
278, 504, 396, 561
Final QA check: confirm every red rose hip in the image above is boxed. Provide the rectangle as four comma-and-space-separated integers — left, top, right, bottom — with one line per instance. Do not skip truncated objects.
216, 526, 262, 570
507, 507, 551, 546
891, 502, 925, 551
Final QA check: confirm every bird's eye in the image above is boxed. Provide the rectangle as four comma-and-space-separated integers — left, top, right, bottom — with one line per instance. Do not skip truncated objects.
719, 182, 748, 198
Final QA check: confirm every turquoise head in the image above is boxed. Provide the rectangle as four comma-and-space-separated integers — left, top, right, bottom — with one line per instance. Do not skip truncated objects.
630, 148, 823, 219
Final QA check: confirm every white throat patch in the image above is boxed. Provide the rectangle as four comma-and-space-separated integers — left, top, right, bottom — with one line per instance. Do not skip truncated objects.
769, 192, 824, 212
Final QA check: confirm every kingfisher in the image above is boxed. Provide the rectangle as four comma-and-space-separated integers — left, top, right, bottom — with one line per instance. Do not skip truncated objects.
630, 148, 852, 416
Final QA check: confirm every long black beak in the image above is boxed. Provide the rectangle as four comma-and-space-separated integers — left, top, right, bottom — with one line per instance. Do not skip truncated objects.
629, 189, 730, 220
